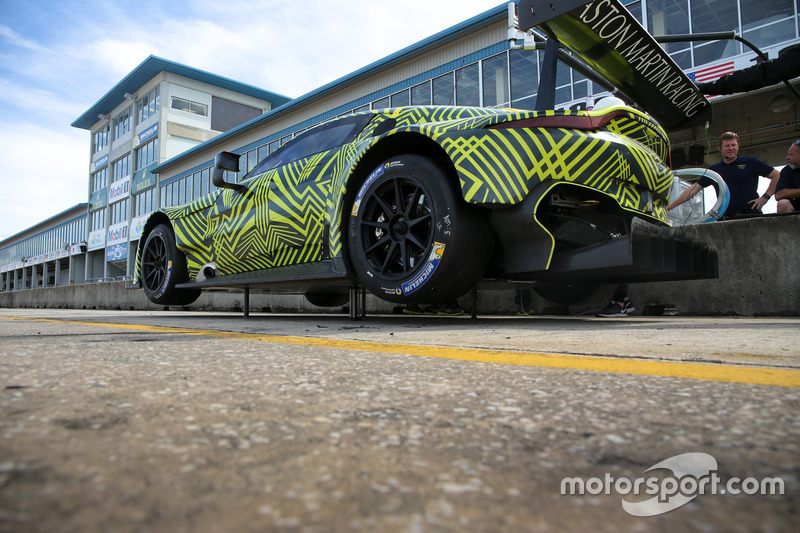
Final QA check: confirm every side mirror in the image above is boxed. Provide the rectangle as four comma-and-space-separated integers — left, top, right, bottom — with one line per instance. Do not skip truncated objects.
212, 151, 244, 190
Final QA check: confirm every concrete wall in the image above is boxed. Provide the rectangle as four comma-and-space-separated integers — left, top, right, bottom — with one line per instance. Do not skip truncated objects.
2, 215, 798, 317
627, 214, 799, 316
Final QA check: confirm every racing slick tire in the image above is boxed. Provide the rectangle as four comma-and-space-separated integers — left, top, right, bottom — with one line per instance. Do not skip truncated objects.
140, 223, 201, 306
347, 154, 494, 304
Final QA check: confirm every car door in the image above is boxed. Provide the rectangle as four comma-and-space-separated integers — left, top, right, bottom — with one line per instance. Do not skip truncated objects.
263, 114, 374, 267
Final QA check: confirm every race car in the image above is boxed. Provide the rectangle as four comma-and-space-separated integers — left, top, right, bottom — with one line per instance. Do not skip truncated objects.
134, 0, 717, 307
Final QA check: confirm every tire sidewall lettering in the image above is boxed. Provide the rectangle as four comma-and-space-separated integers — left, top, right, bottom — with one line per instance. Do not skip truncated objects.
160, 260, 173, 296
398, 242, 445, 296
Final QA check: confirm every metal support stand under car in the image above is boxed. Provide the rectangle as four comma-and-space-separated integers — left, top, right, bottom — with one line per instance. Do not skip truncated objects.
349, 286, 365, 320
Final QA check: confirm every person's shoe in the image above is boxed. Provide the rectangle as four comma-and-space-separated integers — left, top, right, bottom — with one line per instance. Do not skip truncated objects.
621, 299, 635, 314
596, 301, 629, 318
437, 303, 465, 316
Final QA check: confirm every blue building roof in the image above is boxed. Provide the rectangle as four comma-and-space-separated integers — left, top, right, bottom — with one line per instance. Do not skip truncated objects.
71, 55, 293, 130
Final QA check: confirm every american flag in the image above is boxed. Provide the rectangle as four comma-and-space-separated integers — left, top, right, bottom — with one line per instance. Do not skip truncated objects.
687, 61, 736, 83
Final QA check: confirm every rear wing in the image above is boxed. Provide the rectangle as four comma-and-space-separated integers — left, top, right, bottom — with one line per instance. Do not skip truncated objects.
518, 0, 711, 130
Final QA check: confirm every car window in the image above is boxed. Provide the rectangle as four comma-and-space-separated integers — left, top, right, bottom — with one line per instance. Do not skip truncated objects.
244, 113, 374, 179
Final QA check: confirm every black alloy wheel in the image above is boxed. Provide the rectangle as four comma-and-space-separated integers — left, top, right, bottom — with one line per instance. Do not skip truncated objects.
141, 223, 201, 306
347, 154, 494, 304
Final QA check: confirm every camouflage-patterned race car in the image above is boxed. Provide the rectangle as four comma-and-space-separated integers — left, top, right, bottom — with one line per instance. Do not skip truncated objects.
135, 0, 717, 308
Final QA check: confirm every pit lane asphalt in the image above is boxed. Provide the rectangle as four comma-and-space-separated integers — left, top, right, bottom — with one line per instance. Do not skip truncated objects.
1, 309, 798, 532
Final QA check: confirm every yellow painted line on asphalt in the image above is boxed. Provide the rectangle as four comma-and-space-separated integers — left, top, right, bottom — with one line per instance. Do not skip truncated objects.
3, 316, 800, 388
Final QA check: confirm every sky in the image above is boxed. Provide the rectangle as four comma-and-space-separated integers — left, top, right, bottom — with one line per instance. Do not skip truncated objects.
0, 0, 504, 241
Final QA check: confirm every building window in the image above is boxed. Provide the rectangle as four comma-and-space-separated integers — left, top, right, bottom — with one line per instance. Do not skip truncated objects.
171, 97, 209, 116
411, 82, 432, 105
483, 52, 510, 108
111, 154, 130, 183
111, 198, 129, 225
159, 183, 171, 208
456, 63, 480, 106
113, 108, 132, 139
92, 125, 109, 154
690, 0, 741, 64
92, 167, 108, 193
740, 0, 796, 50
644, 0, 692, 67
135, 138, 159, 170
135, 188, 155, 217
372, 96, 390, 110
136, 87, 160, 124
159, 172, 206, 209
625, 0, 643, 23
510, 49, 539, 110
235, 147, 262, 181
188, 168, 213, 201
257, 144, 269, 164
390, 90, 410, 107
433, 72, 455, 105
90, 210, 105, 232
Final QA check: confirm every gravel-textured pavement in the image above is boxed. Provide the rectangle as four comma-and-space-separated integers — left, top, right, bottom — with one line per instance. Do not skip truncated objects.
1, 309, 798, 532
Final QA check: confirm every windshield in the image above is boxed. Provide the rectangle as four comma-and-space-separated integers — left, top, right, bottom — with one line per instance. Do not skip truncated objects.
244, 113, 374, 179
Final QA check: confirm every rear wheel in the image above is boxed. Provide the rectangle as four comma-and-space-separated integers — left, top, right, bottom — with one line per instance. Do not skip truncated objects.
347, 154, 494, 304
141, 224, 201, 306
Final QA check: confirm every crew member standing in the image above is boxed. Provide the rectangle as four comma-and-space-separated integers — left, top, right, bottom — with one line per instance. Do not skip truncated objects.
668, 132, 779, 218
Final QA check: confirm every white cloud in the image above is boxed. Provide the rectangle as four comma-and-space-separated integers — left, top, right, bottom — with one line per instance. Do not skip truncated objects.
0, 0, 502, 242
0, 123, 87, 241
0, 24, 47, 52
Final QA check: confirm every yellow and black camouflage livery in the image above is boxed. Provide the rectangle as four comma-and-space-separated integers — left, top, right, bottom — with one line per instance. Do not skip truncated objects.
135, 104, 673, 291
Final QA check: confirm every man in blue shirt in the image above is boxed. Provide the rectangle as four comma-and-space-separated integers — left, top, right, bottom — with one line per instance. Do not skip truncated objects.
668, 132, 779, 218
776, 139, 800, 213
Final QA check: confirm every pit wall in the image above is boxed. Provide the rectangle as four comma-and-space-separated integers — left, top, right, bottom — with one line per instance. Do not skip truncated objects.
1, 215, 798, 317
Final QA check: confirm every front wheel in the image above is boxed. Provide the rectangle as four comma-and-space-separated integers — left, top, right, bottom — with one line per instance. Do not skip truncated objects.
140, 224, 201, 306
347, 154, 494, 304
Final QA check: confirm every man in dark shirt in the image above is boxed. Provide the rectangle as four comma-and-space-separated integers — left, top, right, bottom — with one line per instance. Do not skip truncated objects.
776, 139, 800, 213
668, 132, 779, 218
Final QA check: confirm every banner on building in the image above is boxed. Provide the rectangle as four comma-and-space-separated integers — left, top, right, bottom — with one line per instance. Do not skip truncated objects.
106, 243, 128, 263
109, 176, 131, 204
132, 164, 157, 193
90, 154, 108, 173
89, 187, 108, 212
88, 229, 106, 251
107, 221, 129, 246
134, 123, 158, 148
130, 214, 149, 242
